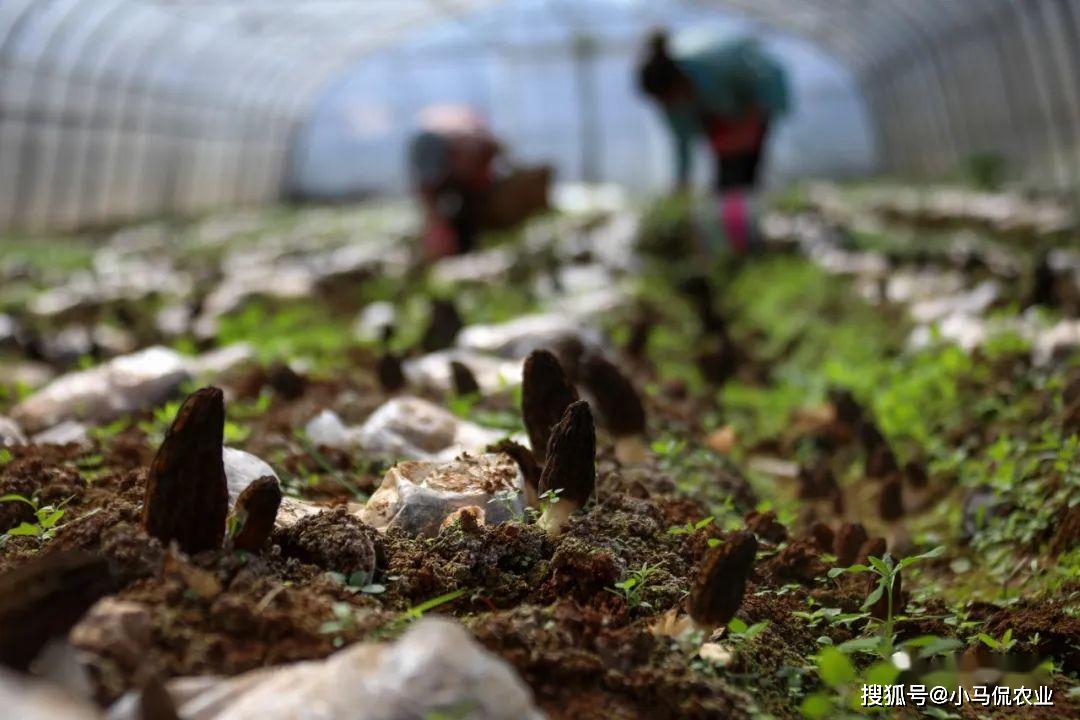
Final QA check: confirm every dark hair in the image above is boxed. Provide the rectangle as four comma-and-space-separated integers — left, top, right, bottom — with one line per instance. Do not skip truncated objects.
638, 29, 683, 98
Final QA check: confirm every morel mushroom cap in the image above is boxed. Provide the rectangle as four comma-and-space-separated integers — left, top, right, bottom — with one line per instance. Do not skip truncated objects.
143, 387, 229, 554
579, 352, 646, 438
688, 530, 758, 628
376, 352, 407, 394
879, 476, 905, 522
833, 522, 869, 567
231, 476, 283, 551
450, 360, 481, 397
537, 400, 596, 534
420, 298, 464, 353
521, 349, 578, 462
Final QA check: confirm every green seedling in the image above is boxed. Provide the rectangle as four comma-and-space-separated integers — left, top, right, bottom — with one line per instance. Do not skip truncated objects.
0, 493, 100, 547
608, 562, 661, 610
667, 516, 715, 536
976, 628, 1017, 653
828, 546, 944, 656
378, 588, 469, 638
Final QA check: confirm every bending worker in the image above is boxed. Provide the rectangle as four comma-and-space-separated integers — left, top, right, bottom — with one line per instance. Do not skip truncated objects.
408, 105, 500, 260
638, 30, 789, 193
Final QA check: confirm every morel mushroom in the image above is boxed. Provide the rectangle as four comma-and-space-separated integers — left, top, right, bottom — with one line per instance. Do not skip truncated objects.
833, 522, 869, 567
420, 298, 463, 352
688, 530, 758, 628
143, 387, 229, 554
376, 352, 407, 394
579, 352, 647, 463
450, 360, 481, 397
879, 476, 905, 522
487, 438, 541, 508
230, 476, 282, 551
521, 349, 578, 462
537, 400, 595, 535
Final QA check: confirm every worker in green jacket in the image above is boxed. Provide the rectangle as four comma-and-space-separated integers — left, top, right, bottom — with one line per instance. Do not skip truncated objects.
638, 29, 789, 255
638, 29, 789, 193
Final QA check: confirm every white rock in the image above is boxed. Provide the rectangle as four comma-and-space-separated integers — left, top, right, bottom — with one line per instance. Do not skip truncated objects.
456, 313, 603, 359
431, 247, 516, 285
1033, 319, 1080, 366
11, 346, 190, 432
0, 415, 26, 446
70, 598, 152, 668
0, 668, 101, 720
361, 453, 526, 537
357, 396, 506, 462
108, 618, 542, 720
403, 350, 522, 395
353, 301, 397, 342
304, 409, 357, 450
32, 421, 91, 448
223, 447, 279, 505
909, 280, 1000, 324
184, 344, 255, 377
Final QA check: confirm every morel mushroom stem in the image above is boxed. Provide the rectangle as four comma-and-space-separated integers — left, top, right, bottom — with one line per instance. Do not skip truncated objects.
143, 387, 229, 554
537, 400, 595, 535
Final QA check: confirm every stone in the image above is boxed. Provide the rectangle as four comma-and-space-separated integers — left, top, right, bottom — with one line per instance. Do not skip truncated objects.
0, 668, 101, 720
0, 415, 26, 447
223, 447, 280, 505
69, 598, 153, 671
456, 312, 603, 359
31, 421, 90, 448
11, 346, 190, 432
303, 409, 359, 451
184, 344, 256, 378
353, 301, 397, 342
356, 396, 506, 462
361, 453, 526, 537
108, 618, 543, 720
403, 350, 522, 395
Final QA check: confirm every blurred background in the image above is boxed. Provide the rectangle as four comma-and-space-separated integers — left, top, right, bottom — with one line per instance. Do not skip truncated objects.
1, 0, 1078, 233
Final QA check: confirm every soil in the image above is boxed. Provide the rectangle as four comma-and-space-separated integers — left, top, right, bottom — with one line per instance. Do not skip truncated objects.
0, 197, 1078, 718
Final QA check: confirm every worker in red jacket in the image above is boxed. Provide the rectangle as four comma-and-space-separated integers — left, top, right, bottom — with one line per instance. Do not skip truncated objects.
408, 105, 500, 261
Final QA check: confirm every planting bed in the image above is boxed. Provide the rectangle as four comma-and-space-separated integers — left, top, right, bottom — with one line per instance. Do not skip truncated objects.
0, 186, 1078, 718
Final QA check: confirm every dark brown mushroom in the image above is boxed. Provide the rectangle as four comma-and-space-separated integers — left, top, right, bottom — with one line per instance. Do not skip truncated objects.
420, 298, 463, 352
143, 387, 229, 554
450, 360, 481, 397
688, 530, 758, 628
521, 349, 578, 462
266, 361, 306, 400
579, 352, 646, 438
487, 438, 541, 505
904, 460, 929, 490
745, 509, 788, 545
376, 352, 407, 394
230, 476, 282, 551
537, 400, 596, 534
833, 522, 869, 567
879, 476, 905, 522
809, 522, 835, 553
856, 537, 888, 566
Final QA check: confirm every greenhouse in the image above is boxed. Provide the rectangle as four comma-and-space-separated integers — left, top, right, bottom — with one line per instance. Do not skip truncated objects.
0, 1, 1078, 718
